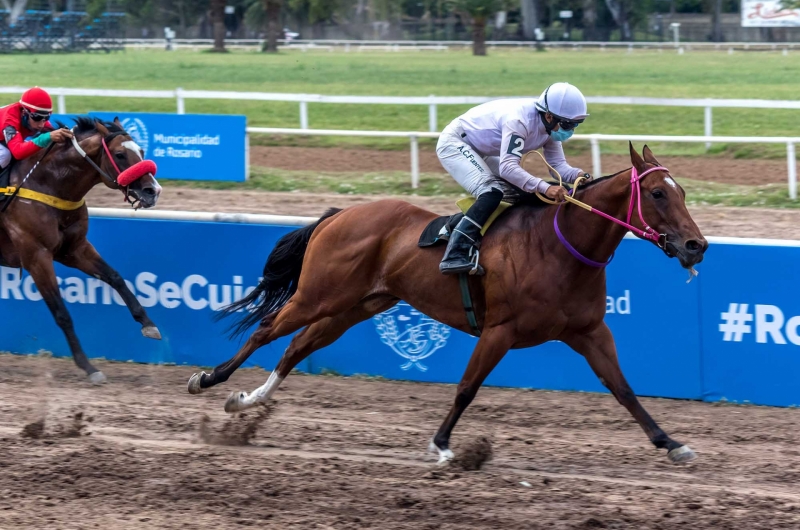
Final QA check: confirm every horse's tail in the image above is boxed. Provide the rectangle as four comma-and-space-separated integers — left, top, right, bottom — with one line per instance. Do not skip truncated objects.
216, 208, 342, 338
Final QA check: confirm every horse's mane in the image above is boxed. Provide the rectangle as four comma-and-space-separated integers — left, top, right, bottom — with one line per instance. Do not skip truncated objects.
58, 116, 128, 140
513, 167, 631, 209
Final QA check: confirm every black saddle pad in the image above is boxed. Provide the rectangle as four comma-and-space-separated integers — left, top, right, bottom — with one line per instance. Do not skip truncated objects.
418, 212, 464, 248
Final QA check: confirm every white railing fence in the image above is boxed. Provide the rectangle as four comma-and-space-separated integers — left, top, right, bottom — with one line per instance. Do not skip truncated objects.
2, 86, 799, 141
246, 127, 798, 201
120, 38, 800, 53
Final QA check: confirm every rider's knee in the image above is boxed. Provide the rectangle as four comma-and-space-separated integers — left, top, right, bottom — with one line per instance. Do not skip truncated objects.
0, 146, 11, 169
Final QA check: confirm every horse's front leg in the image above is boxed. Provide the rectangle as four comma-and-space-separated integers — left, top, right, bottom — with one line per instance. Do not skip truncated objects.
564, 323, 696, 464
429, 325, 515, 464
22, 247, 106, 384
59, 241, 161, 340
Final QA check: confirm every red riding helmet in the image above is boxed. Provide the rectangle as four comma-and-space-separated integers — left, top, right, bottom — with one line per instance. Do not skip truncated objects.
19, 86, 53, 113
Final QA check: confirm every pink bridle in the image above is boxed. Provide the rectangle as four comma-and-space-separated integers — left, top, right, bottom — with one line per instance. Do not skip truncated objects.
554, 165, 669, 268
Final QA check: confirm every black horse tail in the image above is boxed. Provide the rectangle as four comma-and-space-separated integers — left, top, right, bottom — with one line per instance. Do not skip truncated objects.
216, 208, 342, 338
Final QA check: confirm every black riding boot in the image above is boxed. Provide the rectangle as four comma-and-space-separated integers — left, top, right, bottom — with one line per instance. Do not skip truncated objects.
439, 188, 503, 275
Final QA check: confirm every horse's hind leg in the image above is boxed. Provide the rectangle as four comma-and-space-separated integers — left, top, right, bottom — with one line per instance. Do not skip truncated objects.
58, 241, 161, 339
565, 323, 696, 464
189, 290, 370, 393
23, 249, 105, 384
223, 294, 399, 413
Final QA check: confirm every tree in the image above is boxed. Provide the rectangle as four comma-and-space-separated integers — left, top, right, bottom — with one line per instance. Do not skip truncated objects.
519, 0, 539, 41
603, 0, 633, 41
453, 0, 500, 56
210, 0, 227, 52
710, 0, 722, 42
1, 0, 28, 24
264, 0, 282, 52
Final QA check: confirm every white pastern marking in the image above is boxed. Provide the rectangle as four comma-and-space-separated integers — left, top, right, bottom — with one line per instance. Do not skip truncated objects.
121, 140, 143, 160
664, 176, 678, 189
243, 371, 284, 406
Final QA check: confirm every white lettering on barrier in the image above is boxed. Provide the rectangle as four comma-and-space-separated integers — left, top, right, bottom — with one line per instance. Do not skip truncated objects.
605, 290, 631, 314
720, 303, 800, 346
0, 267, 259, 312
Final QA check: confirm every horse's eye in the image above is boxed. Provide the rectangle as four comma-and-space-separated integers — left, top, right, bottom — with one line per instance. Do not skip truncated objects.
652, 189, 665, 199
115, 152, 126, 160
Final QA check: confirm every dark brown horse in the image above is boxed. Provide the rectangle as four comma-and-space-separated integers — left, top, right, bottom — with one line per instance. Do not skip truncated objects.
0, 117, 162, 384
188, 144, 707, 464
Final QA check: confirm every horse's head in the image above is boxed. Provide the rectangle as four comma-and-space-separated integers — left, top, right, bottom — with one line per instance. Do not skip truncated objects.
91, 118, 162, 209
628, 143, 708, 269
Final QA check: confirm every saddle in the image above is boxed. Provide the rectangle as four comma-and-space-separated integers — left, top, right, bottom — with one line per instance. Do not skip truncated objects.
417, 198, 513, 338
418, 198, 513, 248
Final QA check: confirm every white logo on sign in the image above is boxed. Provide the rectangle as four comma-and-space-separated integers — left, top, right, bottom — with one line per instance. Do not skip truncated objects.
120, 118, 149, 157
373, 302, 450, 372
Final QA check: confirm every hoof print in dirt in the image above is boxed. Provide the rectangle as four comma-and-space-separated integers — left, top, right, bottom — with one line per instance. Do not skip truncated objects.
20, 411, 92, 440
198, 404, 273, 446
450, 436, 493, 471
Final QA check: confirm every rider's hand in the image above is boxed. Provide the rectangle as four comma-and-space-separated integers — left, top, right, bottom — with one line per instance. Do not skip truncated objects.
49, 128, 74, 143
579, 172, 593, 183
544, 185, 568, 202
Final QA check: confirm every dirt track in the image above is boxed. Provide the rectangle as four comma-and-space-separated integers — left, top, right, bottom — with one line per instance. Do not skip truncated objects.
87, 186, 800, 240
86, 146, 800, 240
246, 145, 789, 186
2, 353, 800, 529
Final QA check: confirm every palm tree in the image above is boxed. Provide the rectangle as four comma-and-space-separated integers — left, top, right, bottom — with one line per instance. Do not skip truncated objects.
210, 0, 227, 52
264, 0, 282, 53
454, 0, 500, 56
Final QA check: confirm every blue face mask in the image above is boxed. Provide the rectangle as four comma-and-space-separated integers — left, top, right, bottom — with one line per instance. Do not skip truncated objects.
549, 128, 573, 142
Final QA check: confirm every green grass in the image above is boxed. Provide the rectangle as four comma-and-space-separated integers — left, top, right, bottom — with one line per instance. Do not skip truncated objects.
5, 48, 799, 157
165, 168, 800, 209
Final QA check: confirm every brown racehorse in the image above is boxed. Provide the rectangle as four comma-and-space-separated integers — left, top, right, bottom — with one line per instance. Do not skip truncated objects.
188, 144, 708, 464
0, 117, 162, 384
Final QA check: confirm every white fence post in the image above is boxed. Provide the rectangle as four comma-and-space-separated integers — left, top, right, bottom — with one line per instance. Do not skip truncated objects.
176, 87, 185, 114
410, 134, 420, 189
245, 133, 250, 181
590, 136, 602, 177
788, 141, 797, 200
704, 106, 712, 150
299, 100, 309, 130
428, 95, 437, 133
57, 93, 66, 114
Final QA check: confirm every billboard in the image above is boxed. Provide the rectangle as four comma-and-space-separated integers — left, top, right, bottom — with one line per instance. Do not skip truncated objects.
742, 1, 800, 27
90, 112, 247, 182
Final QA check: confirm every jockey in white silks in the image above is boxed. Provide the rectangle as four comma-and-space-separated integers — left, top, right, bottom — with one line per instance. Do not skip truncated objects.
436, 82, 592, 275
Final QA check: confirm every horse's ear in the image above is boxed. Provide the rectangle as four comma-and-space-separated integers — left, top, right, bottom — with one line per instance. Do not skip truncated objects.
113, 116, 122, 128
629, 141, 646, 172
95, 122, 109, 136
642, 144, 662, 166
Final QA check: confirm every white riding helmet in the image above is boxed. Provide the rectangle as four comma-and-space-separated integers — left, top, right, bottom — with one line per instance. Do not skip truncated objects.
534, 82, 589, 122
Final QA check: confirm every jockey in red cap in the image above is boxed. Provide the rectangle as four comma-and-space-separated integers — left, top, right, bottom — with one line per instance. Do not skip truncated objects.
0, 86, 73, 169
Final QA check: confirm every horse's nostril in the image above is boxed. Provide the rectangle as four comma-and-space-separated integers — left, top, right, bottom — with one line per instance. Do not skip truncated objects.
685, 239, 702, 252
143, 187, 155, 196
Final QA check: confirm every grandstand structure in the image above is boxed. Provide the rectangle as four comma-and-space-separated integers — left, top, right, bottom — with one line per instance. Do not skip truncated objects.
0, 0, 124, 52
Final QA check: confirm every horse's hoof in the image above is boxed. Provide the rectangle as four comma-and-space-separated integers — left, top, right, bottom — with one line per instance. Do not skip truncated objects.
88, 371, 107, 385
142, 326, 162, 340
224, 391, 249, 413
668, 445, 697, 464
187, 372, 207, 395
428, 439, 454, 466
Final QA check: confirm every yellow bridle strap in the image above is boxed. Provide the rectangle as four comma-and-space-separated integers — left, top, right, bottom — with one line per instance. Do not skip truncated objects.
521, 150, 593, 212
0, 187, 85, 211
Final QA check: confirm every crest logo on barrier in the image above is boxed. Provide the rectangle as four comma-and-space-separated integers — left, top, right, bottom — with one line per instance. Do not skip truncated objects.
120, 118, 149, 157
373, 302, 450, 371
